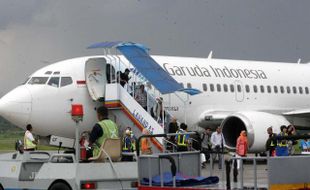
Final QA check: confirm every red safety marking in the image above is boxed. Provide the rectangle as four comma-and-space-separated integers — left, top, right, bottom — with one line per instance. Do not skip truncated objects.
76, 80, 86, 85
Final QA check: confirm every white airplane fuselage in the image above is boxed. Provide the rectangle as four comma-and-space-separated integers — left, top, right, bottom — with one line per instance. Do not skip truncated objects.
1, 55, 309, 152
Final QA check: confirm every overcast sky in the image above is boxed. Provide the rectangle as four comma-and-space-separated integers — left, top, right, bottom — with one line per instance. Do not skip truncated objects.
0, 0, 310, 96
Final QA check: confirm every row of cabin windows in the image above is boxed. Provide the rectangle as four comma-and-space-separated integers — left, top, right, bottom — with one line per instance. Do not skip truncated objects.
184, 83, 310, 95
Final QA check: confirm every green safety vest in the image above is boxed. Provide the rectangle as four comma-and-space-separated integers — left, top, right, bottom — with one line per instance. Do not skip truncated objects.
93, 120, 119, 157
177, 130, 187, 147
24, 131, 36, 150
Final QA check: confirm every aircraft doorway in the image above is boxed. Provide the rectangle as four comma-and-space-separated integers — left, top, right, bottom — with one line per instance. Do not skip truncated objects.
234, 80, 244, 102
85, 58, 107, 102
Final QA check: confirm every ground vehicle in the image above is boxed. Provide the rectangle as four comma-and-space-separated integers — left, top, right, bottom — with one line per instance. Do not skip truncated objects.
0, 149, 138, 190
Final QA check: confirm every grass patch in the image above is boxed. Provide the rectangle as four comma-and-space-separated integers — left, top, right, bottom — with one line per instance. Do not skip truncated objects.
0, 131, 61, 151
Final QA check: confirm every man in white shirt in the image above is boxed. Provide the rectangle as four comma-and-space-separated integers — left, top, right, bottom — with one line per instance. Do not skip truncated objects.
24, 124, 37, 151
210, 126, 225, 169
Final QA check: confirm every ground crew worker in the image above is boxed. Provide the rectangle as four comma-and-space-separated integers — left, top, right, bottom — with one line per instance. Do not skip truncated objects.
141, 128, 152, 154
122, 129, 135, 161
265, 127, 277, 156
176, 123, 189, 152
89, 106, 119, 158
24, 124, 38, 151
276, 125, 288, 156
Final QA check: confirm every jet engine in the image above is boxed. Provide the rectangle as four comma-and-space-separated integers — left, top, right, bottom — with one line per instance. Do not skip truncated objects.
221, 111, 290, 152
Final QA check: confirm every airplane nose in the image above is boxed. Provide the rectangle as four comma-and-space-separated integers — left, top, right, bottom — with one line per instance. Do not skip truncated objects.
0, 86, 32, 127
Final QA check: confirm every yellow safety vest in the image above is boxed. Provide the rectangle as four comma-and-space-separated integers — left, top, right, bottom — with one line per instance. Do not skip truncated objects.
24, 131, 36, 150
177, 130, 187, 147
278, 132, 288, 147
93, 120, 119, 157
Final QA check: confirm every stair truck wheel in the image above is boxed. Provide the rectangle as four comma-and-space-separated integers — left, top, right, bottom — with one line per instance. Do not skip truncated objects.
49, 181, 71, 190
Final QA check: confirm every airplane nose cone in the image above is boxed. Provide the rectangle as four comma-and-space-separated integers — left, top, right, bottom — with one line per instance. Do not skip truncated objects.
0, 86, 32, 127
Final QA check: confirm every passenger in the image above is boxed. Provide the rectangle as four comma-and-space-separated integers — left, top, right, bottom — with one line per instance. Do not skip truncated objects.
24, 124, 38, 151
141, 129, 152, 155
287, 124, 297, 155
134, 84, 147, 110
121, 129, 134, 161
236, 130, 248, 169
210, 126, 225, 169
166, 117, 179, 151
300, 137, 310, 152
154, 97, 163, 122
89, 106, 119, 158
265, 126, 277, 157
120, 68, 130, 87
176, 123, 189, 152
201, 127, 212, 168
276, 125, 288, 156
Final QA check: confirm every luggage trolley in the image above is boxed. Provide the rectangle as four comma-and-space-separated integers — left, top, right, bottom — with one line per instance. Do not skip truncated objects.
136, 133, 219, 190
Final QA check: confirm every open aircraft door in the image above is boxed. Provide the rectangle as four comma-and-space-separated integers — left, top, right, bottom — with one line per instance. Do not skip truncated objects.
85, 58, 107, 101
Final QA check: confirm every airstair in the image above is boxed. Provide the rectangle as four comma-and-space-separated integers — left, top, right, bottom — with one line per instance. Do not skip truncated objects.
87, 41, 196, 152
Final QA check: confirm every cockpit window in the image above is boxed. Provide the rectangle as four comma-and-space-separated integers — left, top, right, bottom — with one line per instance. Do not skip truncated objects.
61, 77, 73, 87
28, 77, 49, 85
22, 77, 30, 85
48, 77, 60, 88
45, 71, 52, 75
53, 71, 60, 75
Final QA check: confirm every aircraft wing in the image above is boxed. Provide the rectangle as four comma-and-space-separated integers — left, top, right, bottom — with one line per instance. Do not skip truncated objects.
283, 109, 310, 118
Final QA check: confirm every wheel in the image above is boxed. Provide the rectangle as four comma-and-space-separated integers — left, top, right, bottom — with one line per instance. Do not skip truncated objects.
0, 184, 3, 190
49, 182, 71, 190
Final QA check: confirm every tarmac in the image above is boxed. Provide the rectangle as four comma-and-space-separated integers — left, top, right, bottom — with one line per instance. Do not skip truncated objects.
201, 158, 268, 190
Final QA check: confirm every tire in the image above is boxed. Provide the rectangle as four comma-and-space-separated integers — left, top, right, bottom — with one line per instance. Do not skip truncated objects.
49, 182, 71, 190
0, 184, 3, 190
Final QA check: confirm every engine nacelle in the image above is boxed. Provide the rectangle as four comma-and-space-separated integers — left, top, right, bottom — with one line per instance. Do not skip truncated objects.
221, 111, 290, 152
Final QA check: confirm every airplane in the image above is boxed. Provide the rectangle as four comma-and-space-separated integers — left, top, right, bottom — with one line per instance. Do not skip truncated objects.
0, 42, 309, 153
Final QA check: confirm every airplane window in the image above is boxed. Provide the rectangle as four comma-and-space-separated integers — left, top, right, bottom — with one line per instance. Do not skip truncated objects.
217, 84, 221, 92
267, 85, 271, 93
53, 71, 60, 75
202, 83, 207, 91
260, 85, 264, 93
274, 86, 278, 93
293, 86, 297, 94
61, 77, 73, 87
210, 84, 214, 92
187, 83, 192, 88
286, 86, 291, 94
45, 71, 52, 75
230, 84, 234, 92
253, 85, 257, 93
237, 85, 242, 92
28, 77, 49, 85
299, 87, 303, 94
245, 85, 250, 93
305, 87, 309, 94
280, 86, 284, 94
223, 84, 228, 92
48, 77, 60, 88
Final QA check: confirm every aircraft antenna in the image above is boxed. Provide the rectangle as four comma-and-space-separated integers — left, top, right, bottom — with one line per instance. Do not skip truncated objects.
207, 51, 213, 59
297, 58, 301, 64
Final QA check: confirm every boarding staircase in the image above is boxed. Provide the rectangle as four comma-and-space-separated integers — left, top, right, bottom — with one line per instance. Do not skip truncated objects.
105, 83, 165, 152
87, 41, 199, 152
